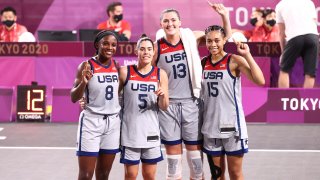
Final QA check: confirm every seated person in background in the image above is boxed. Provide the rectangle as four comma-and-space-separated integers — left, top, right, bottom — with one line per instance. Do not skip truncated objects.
232, 8, 264, 42
97, 1, 131, 41
261, 8, 280, 42
250, 8, 279, 42
0, 6, 31, 42
242, 8, 264, 40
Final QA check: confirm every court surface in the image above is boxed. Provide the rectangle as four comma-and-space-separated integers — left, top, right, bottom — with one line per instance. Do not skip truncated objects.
0, 123, 319, 180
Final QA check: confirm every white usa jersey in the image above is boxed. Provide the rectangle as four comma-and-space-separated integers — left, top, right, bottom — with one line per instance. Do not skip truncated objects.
84, 58, 121, 114
201, 54, 248, 139
156, 37, 192, 99
121, 65, 161, 148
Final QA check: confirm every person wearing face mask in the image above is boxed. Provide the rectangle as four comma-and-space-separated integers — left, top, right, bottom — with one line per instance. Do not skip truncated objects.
97, 1, 131, 41
0, 6, 28, 42
248, 8, 280, 42
241, 8, 264, 40
261, 9, 280, 42
231, 8, 264, 42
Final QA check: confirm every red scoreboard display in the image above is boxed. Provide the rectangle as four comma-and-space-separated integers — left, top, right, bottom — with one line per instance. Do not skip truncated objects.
16, 85, 46, 121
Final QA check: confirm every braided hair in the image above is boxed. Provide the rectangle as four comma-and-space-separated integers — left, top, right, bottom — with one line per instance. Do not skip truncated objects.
204, 25, 226, 37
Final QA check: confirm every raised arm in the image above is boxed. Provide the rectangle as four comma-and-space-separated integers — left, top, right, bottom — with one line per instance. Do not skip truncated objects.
70, 61, 92, 103
208, 1, 232, 39
231, 41, 265, 86
194, 1, 232, 44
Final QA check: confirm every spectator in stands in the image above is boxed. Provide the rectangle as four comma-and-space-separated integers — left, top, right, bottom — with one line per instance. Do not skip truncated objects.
232, 8, 264, 42
260, 9, 280, 42
233, 8, 280, 42
242, 8, 264, 41
97, 1, 131, 41
248, 8, 279, 42
276, 0, 319, 88
0, 6, 30, 42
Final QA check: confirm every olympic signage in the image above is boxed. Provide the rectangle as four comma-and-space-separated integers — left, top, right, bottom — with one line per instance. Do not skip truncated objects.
244, 88, 320, 123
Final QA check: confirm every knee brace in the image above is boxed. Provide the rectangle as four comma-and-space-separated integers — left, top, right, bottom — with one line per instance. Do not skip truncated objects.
186, 150, 203, 180
166, 154, 182, 180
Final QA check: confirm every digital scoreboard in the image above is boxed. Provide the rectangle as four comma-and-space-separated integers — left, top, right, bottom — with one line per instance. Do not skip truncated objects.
16, 85, 46, 121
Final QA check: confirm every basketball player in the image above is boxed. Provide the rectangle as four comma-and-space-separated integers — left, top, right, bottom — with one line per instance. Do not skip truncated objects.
118, 34, 169, 180
70, 30, 121, 180
153, 2, 231, 179
201, 25, 265, 180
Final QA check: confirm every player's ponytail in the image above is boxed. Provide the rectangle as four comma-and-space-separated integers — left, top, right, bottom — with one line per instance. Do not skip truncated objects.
136, 33, 154, 49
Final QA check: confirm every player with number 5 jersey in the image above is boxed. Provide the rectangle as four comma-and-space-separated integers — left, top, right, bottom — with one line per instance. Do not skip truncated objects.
119, 34, 169, 180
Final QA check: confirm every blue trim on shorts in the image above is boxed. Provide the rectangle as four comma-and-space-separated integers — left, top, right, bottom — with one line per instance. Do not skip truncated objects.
120, 146, 126, 159
225, 139, 249, 155
78, 113, 85, 152
141, 155, 164, 164
183, 139, 203, 145
76, 151, 99, 157
120, 158, 140, 165
233, 79, 242, 138
99, 148, 120, 154
161, 139, 182, 145
119, 146, 140, 165
225, 148, 248, 156
202, 147, 225, 156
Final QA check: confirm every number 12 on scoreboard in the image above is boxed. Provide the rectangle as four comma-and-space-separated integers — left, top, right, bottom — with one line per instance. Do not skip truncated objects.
26, 89, 44, 111
16, 85, 46, 121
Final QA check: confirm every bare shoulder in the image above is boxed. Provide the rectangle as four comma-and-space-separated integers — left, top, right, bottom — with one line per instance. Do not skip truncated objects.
159, 68, 168, 78
230, 54, 244, 64
119, 66, 128, 76
193, 31, 205, 40
193, 30, 205, 45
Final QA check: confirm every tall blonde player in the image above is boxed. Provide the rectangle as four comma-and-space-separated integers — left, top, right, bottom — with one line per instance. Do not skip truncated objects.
153, 2, 232, 179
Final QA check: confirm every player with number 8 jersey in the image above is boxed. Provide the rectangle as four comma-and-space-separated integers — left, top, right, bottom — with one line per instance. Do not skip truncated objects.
71, 30, 123, 180
85, 58, 120, 114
